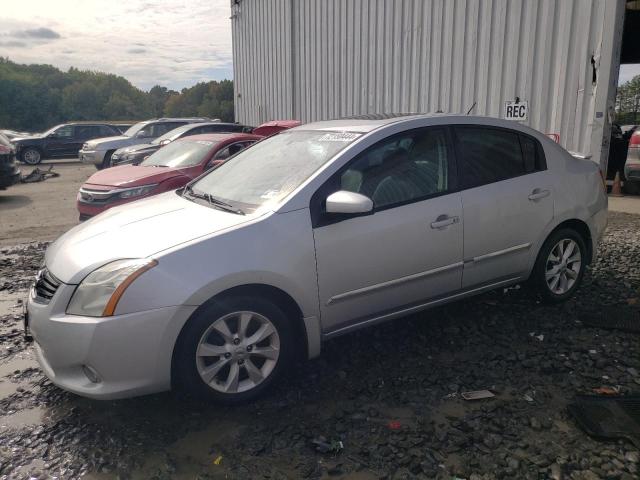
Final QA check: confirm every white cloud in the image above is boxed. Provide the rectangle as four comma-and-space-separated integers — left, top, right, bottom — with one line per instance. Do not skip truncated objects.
619, 64, 640, 85
0, 0, 233, 91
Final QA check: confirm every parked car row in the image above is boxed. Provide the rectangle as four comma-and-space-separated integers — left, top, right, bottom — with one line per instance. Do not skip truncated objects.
27, 114, 607, 404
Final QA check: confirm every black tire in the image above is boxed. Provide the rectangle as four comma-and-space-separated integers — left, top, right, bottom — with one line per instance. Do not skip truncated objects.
173, 295, 294, 404
21, 147, 42, 165
624, 180, 640, 195
97, 150, 115, 170
531, 228, 587, 303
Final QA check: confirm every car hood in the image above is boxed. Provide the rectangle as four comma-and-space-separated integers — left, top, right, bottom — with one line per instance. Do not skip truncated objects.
47, 191, 262, 283
84, 165, 185, 188
12, 135, 44, 143
87, 135, 137, 149
116, 143, 156, 154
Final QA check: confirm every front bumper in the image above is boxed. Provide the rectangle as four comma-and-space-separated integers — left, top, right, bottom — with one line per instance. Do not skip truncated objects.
79, 149, 104, 165
27, 281, 197, 400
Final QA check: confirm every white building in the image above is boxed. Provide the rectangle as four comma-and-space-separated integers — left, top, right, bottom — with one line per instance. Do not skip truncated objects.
231, 0, 639, 170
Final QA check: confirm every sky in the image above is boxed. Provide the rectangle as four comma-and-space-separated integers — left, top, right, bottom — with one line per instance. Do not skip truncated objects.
620, 64, 640, 85
0, 0, 233, 91
1, 1, 639, 92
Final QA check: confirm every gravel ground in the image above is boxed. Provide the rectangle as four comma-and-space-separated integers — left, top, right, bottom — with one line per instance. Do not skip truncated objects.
1, 212, 639, 480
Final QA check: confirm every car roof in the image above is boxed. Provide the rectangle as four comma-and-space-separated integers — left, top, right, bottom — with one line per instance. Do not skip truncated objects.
294, 113, 544, 135
175, 133, 262, 143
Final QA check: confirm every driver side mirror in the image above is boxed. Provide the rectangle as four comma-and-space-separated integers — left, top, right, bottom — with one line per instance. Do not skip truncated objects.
136, 130, 150, 138
325, 190, 373, 214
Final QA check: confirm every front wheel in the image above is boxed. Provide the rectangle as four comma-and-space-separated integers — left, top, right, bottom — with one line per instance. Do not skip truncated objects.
21, 148, 42, 165
173, 295, 293, 404
531, 228, 587, 303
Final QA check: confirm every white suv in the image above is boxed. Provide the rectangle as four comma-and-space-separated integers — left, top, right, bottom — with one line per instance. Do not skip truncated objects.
78, 117, 212, 169
27, 114, 607, 403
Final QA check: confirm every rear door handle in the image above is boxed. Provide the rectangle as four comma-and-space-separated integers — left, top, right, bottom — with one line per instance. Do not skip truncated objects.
430, 215, 459, 229
528, 189, 550, 201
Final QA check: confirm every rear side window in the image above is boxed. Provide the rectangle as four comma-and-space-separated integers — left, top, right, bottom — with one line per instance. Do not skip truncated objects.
454, 126, 544, 189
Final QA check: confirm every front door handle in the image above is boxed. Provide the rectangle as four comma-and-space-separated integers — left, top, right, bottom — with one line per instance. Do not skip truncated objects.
528, 189, 550, 201
430, 215, 459, 229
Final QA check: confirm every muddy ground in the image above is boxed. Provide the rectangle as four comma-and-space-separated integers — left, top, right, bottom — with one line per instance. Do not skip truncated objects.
1, 176, 640, 479
0, 163, 96, 246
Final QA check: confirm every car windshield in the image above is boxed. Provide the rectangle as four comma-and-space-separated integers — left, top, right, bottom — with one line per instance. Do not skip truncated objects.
123, 122, 148, 137
141, 140, 216, 168
190, 130, 361, 212
151, 124, 194, 145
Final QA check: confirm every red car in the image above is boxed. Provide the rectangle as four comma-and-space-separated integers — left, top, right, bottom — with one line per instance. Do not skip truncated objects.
252, 120, 301, 137
77, 133, 262, 220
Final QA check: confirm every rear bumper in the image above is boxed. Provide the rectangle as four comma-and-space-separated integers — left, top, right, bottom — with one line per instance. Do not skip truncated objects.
0, 167, 21, 189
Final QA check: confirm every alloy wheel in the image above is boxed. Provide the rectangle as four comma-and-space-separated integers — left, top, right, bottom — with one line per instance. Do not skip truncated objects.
545, 238, 582, 295
195, 310, 280, 394
23, 149, 41, 165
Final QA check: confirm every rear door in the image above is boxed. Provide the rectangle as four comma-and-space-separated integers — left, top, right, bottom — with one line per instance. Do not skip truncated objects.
454, 125, 553, 288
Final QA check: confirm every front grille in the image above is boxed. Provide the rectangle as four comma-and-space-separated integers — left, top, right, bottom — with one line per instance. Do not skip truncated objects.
34, 268, 61, 304
79, 188, 115, 204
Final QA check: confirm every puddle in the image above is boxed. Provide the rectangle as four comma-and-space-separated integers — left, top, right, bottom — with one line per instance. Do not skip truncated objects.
0, 378, 19, 399
0, 355, 37, 378
0, 289, 27, 316
0, 406, 46, 428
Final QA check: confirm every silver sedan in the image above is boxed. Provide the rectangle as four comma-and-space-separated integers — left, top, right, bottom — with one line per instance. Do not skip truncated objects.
26, 114, 607, 403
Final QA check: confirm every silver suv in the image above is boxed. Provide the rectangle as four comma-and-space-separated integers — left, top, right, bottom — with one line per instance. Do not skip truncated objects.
78, 118, 215, 169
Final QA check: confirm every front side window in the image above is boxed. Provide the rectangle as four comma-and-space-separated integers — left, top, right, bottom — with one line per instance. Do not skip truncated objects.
454, 126, 543, 189
54, 125, 74, 138
150, 122, 184, 137
340, 128, 451, 209
191, 131, 361, 212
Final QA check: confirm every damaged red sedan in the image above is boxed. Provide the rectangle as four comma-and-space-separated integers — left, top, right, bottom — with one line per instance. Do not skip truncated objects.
77, 133, 261, 220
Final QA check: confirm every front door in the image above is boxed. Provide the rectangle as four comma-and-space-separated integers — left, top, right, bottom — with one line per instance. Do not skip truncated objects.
46, 125, 76, 157
312, 127, 464, 333
453, 126, 554, 288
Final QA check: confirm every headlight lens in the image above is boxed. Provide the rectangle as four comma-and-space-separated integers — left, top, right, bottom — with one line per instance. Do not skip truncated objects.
66, 259, 157, 317
118, 184, 157, 199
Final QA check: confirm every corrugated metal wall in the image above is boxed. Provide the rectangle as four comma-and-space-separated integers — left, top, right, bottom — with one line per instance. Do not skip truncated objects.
232, 0, 624, 166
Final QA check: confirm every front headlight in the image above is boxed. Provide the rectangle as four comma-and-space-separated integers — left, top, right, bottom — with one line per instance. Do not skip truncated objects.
66, 259, 157, 317
118, 184, 157, 199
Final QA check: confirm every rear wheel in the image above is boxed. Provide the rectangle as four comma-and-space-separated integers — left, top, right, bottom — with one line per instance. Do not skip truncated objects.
21, 148, 42, 165
173, 295, 293, 404
531, 228, 587, 303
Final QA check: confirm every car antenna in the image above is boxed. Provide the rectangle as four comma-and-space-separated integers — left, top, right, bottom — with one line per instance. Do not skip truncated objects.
466, 102, 477, 115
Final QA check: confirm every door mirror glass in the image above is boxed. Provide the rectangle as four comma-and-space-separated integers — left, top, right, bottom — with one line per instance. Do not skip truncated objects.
325, 190, 373, 214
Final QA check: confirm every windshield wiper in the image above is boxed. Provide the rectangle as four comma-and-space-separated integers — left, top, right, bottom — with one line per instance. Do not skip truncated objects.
209, 196, 245, 215
183, 185, 245, 215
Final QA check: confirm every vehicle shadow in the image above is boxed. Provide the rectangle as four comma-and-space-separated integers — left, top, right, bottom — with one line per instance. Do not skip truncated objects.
0, 194, 32, 211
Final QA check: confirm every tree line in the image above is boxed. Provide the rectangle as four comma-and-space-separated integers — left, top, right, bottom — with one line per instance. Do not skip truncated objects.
0, 58, 234, 132
616, 74, 640, 125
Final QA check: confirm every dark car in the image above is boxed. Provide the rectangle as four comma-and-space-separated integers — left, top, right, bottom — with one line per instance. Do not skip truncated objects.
111, 122, 253, 166
12, 123, 122, 165
0, 132, 21, 189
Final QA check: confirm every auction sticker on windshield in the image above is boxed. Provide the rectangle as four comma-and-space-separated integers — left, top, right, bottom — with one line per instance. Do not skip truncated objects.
317, 132, 361, 142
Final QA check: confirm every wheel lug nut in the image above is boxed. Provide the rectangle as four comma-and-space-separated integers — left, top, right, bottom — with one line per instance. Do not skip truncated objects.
224, 353, 231, 359
233, 338, 240, 345
246, 345, 253, 352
